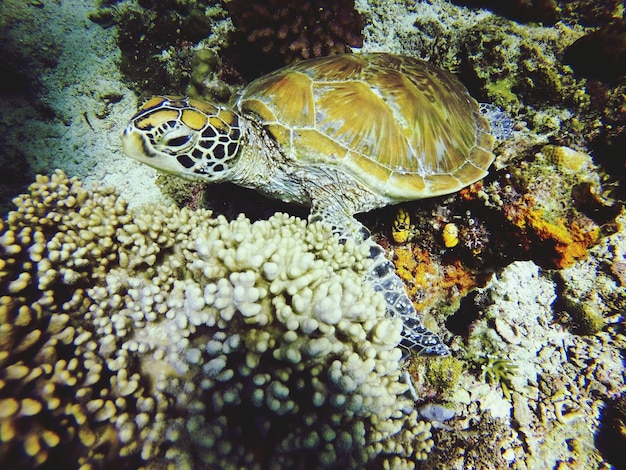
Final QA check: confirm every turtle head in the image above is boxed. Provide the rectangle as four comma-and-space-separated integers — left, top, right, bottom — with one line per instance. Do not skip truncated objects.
121, 96, 242, 182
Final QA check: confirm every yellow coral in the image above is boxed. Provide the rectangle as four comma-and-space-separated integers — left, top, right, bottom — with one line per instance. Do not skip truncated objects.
541, 145, 592, 173
442, 223, 460, 248
423, 356, 464, 390
394, 245, 420, 284
392, 207, 411, 244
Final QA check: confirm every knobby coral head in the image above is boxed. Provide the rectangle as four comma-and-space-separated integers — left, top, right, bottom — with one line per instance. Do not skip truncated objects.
226, 0, 364, 66
0, 170, 433, 468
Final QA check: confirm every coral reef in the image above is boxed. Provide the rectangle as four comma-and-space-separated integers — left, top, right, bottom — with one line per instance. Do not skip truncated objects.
558, 297, 606, 336
502, 196, 600, 269
187, 48, 233, 104
360, 1, 578, 117
555, 224, 626, 338
585, 82, 626, 200
465, 261, 557, 361
422, 356, 465, 392
455, 0, 622, 26
392, 244, 478, 313
560, 0, 624, 27
424, 258, 626, 468
421, 412, 518, 469
6, 0, 626, 467
360, 0, 618, 176
0, 170, 434, 468
460, 15, 581, 114
225, 0, 364, 77
372, 142, 619, 342
358, 0, 626, 197
485, 145, 618, 269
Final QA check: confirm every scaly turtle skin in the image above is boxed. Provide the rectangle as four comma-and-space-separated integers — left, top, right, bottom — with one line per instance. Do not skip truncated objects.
122, 53, 496, 356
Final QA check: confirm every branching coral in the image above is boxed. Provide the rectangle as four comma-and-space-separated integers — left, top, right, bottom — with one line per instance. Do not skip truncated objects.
0, 170, 434, 468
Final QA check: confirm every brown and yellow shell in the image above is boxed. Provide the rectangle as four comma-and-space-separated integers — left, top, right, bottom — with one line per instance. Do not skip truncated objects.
235, 53, 495, 200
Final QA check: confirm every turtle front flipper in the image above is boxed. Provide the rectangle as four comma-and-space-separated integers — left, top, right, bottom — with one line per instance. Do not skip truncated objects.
364, 243, 450, 356
309, 205, 450, 357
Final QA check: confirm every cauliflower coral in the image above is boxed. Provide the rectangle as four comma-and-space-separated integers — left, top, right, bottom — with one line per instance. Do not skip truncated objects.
0, 170, 432, 468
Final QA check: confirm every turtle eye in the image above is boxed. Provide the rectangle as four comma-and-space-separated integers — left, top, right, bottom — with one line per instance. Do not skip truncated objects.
164, 135, 192, 147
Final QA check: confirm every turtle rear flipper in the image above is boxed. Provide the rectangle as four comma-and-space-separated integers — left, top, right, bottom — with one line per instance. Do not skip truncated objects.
309, 205, 449, 357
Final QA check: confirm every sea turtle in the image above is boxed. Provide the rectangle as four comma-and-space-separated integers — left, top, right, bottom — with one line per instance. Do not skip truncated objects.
121, 53, 496, 356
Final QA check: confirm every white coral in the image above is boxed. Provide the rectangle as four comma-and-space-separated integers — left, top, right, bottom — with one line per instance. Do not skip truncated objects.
0, 171, 433, 468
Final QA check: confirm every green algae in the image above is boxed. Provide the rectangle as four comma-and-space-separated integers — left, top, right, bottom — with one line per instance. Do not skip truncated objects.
471, 355, 518, 399
424, 356, 465, 391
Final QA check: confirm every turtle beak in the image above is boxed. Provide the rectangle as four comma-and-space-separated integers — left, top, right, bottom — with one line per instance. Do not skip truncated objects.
121, 126, 151, 162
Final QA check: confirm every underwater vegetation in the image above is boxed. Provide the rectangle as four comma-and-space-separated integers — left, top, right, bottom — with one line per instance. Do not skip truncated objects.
470, 355, 518, 399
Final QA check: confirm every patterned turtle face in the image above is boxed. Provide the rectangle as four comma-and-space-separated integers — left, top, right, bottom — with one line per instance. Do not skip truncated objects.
121, 96, 242, 181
